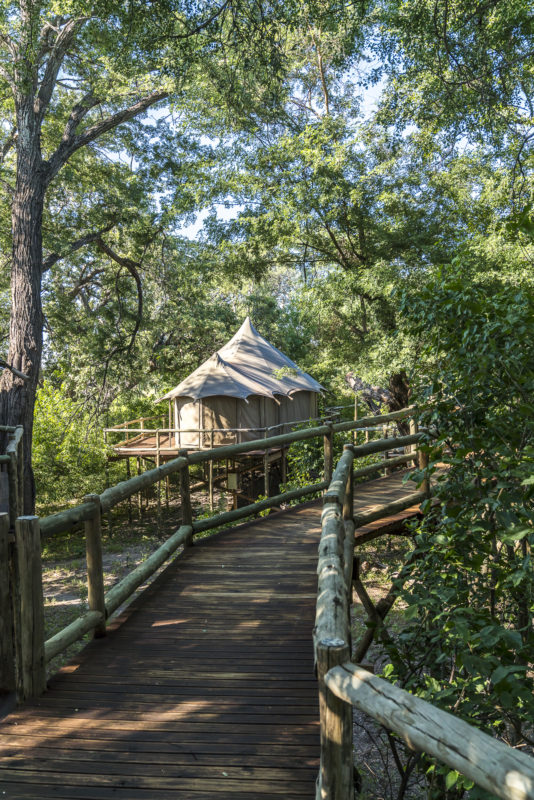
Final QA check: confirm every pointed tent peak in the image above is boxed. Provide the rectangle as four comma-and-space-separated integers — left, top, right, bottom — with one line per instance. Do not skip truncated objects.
223, 316, 262, 353
157, 316, 323, 403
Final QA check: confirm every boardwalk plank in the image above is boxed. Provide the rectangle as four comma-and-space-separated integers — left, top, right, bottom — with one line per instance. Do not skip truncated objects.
0, 471, 419, 798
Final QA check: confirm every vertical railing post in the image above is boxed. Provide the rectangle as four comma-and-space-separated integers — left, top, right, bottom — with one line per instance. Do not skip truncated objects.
411, 417, 430, 496
179, 451, 193, 545
83, 495, 106, 638
324, 423, 334, 485
409, 417, 418, 454
209, 430, 214, 512
156, 430, 161, 532
263, 429, 270, 498
382, 424, 388, 476
16, 426, 24, 516
14, 516, 46, 700
419, 445, 430, 497
126, 459, 133, 525
342, 444, 353, 522
0, 513, 15, 696
316, 636, 353, 800
137, 457, 143, 518
7, 451, 19, 529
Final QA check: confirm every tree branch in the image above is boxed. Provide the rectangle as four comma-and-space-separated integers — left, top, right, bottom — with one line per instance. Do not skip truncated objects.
169, 0, 231, 40
35, 17, 90, 122
42, 221, 117, 272
309, 29, 330, 116
46, 90, 168, 182
95, 238, 143, 355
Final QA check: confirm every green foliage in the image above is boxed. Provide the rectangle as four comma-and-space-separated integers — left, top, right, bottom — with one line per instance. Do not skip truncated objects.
284, 434, 325, 490
33, 381, 113, 508
383, 270, 534, 796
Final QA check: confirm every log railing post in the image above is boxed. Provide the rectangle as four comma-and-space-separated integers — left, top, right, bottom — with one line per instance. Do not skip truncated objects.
156, 429, 161, 532
0, 513, 15, 696
14, 516, 46, 700
83, 494, 106, 638
126, 459, 133, 525
16, 427, 24, 517
7, 451, 19, 529
316, 637, 353, 800
411, 418, 431, 496
342, 444, 353, 522
382, 424, 388, 475
263, 429, 270, 498
409, 418, 418, 453
179, 450, 193, 545
324, 424, 334, 485
419, 446, 430, 497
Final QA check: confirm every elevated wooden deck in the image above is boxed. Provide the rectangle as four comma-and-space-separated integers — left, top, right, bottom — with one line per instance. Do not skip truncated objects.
0, 471, 421, 799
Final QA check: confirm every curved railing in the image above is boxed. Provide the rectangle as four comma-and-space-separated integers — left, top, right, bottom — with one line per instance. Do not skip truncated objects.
314, 437, 534, 800
2, 407, 416, 700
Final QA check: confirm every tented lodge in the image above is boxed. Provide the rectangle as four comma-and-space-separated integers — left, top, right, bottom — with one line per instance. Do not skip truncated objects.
157, 317, 323, 449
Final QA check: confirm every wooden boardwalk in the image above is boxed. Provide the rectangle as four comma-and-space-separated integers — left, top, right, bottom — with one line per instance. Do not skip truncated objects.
0, 471, 419, 799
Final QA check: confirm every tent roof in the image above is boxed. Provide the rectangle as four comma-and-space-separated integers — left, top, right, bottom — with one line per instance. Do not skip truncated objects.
158, 317, 323, 402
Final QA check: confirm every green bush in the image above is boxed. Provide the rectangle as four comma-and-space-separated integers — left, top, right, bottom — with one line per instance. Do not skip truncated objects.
33, 381, 112, 508
386, 270, 534, 797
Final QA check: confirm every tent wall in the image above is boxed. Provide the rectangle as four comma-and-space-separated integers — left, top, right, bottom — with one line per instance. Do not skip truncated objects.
174, 390, 318, 449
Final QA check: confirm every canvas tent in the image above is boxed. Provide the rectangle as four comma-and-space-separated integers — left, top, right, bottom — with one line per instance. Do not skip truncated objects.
158, 317, 323, 448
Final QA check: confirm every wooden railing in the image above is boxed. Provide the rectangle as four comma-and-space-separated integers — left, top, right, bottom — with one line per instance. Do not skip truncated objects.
103, 413, 346, 450
0, 424, 24, 526
315, 433, 534, 800
0, 408, 413, 701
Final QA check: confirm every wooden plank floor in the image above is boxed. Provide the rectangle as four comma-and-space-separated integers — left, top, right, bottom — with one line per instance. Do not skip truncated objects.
0, 470, 420, 799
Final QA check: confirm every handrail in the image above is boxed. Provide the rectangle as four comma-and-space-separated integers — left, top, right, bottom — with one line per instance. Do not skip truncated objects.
103, 413, 395, 452
315, 434, 534, 800
326, 663, 534, 800
41, 406, 415, 536
8, 405, 417, 701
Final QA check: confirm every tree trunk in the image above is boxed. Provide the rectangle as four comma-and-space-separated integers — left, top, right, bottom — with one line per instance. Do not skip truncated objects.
0, 101, 45, 513
345, 370, 411, 434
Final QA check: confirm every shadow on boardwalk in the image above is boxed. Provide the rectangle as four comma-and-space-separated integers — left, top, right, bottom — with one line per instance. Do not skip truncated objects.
0, 471, 419, 799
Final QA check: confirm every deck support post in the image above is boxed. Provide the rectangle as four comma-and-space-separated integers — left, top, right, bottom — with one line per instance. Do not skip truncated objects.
209, 461, 214, 511
179, 450, 193, 546
156, 430, 161, 533
324, 424, 334, 485
0, 513, 15, 696
316, 637, 353, 800
84, 494, 107, 638
136, 457, 143, 518
263, 430, 270, 499
126, 459, 133, 525
14, 516, 46, 700
209, 432, 214, 511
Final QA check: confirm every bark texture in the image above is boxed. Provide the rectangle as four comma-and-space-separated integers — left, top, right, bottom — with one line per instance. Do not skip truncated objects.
0, 99, 45, 512
345, 371, 411, 434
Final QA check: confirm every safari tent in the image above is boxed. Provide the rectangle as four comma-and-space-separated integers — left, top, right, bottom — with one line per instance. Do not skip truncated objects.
158, 317, 323, 449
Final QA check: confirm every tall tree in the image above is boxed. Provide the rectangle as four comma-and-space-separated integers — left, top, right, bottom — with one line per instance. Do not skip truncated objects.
0, 0, 295, 509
